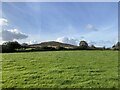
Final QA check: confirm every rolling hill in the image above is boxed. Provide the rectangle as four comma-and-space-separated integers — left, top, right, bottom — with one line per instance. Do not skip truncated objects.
29, 41, 77, 49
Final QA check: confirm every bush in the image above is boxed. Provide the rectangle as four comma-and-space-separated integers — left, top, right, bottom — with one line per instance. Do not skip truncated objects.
2, 41, 21, 53
33, 46, 56, 51
56, 46, 66, 50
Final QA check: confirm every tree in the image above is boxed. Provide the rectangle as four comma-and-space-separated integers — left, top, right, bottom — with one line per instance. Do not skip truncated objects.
116, 42, 120, 46
103, 46, 106, 50
116, 42, 120, 49
112, 42, 120, 50
0, 45, 2, 52
112, 44, 115, 48
89, 44, 96, 50
21, 43, 28, 49
2, 41, 21, 52
79, 41, 88, 49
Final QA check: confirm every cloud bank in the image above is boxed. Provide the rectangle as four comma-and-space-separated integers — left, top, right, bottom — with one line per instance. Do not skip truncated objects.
0, 18, 28, 42
0, 18, 8, 26
26, 40, 38, 44
88, 40, 114, 47
1, 29, 28, 41
56, 37, 78, 45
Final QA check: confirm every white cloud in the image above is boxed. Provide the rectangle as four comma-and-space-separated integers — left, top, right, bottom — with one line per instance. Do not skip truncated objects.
56, 37, 78, 45
0, 18, 28, 42
1, 29, 28, 41
88, 40, 114, 47
86, 24, 98, 31
0, 18, 8, 26
26, 40, 38, 45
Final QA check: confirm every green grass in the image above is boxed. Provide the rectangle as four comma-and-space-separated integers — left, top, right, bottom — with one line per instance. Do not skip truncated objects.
2, 51, 118, 88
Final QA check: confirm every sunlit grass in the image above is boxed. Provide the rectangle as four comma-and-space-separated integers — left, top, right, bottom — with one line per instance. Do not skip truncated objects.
2, 51, 118, 88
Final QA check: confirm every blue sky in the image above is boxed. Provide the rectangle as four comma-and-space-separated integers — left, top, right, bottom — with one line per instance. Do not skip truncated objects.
1, 2, 118, 47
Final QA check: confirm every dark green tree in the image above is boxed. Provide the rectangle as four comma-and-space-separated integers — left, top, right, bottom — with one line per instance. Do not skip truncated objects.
21, 43, 28, 49
79, 41, 88, 49
112, 42, 120, 50
2, 41, 21, 52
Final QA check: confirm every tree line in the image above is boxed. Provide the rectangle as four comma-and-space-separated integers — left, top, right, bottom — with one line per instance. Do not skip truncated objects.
0, 41, 119, 53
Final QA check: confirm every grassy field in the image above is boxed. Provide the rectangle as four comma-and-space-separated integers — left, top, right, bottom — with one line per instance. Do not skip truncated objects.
2, 51, 118, 88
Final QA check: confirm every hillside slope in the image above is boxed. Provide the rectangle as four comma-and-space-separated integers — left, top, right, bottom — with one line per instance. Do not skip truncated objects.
29, 41, 77, 48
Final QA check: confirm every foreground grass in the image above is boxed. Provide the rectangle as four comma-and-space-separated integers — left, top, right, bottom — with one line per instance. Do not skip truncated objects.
2, 51, 118, 88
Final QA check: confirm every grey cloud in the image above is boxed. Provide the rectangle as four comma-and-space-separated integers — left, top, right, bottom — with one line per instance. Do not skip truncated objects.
0, 18, 8, 26
88, 40, 114, 47
56, 37, 78, 45
1, 29, 28, 41
26, 40, 38, 45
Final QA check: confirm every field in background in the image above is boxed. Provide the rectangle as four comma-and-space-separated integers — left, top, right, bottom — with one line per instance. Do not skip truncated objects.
2, 51, 118, 88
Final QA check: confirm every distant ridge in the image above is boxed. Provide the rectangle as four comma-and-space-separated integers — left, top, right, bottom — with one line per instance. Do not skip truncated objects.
29, 41, 77, 48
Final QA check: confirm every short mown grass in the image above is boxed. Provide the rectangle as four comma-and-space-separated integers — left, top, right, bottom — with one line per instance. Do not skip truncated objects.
1, 51, 118, 88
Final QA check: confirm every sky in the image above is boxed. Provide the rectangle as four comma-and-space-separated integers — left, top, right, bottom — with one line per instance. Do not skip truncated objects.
0, 2, 118, 47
